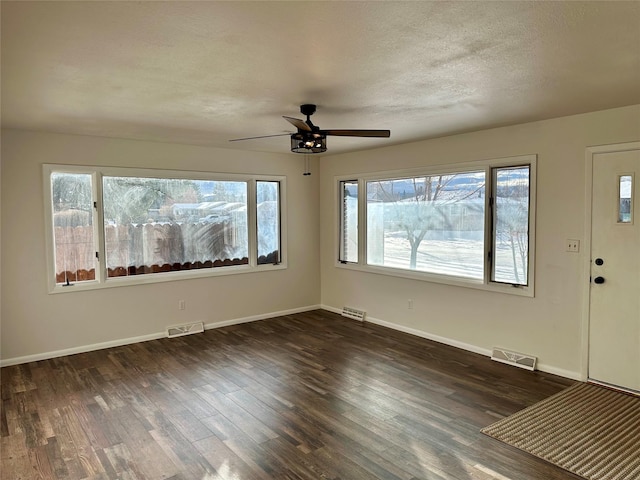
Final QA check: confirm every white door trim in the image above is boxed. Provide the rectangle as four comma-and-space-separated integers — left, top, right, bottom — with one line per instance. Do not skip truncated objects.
581, 141, 640, 382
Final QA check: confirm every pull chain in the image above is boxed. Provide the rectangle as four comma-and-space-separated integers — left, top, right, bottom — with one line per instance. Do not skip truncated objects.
303, 154, 311, 176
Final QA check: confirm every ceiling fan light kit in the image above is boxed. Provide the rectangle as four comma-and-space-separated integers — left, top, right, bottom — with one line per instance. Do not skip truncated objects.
230, 104, 390, 154
291, 132, 327, 153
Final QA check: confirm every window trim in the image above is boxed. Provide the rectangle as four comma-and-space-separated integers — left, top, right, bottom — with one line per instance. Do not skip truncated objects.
335, 154, 536, 297
43, 164, 287, 294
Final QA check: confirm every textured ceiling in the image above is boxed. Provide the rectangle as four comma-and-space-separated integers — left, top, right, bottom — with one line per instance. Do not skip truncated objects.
2, 1, 640, 155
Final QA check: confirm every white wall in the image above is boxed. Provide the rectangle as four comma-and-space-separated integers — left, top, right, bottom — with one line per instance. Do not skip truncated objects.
319, 105, 640, 380
0, 130, 321, 363
3, 105, 639, 375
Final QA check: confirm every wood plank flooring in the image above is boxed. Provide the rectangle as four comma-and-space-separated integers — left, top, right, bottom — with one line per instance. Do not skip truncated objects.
1, 309, 580, 480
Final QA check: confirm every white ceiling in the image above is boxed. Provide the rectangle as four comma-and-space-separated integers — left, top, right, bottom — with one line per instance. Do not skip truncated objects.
2, 1, 639, 156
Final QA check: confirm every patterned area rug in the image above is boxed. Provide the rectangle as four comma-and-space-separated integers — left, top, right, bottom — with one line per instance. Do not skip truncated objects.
481, 382, 640, 480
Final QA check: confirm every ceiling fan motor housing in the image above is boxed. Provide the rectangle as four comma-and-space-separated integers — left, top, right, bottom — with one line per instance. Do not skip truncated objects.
300, 104, 317, 117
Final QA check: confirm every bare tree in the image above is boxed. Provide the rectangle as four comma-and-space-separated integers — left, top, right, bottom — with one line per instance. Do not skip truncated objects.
494, 177, 529, 283
374, 174, 484, 269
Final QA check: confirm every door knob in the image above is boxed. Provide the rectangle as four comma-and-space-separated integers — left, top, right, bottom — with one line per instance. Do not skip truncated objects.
594, 276, 605, 284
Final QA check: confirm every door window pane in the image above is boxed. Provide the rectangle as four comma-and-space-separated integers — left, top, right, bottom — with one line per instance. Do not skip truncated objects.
366, 172, 485, 279
618, 175, 633, 224
492, 166, 530, 285
257, 181, 280, 264
51, 172, 95, 284
102, 177, 248, 277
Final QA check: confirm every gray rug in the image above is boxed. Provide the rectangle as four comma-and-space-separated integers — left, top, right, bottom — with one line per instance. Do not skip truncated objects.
481, 382, 640, 480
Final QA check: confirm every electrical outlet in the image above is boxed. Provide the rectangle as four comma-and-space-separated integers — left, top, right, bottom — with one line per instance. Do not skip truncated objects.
566, 239, 580, 253
408, 299, 414, 310
178, 300, 186, 310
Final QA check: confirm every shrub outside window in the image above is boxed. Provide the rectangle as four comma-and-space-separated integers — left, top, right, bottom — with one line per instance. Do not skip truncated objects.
337, 156, 535, 295
44, 165, 285, 293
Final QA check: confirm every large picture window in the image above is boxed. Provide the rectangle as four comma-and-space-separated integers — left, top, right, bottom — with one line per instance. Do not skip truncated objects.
366, 171, 485, 279
44, 165, 285, 292
338, 156, 535, 295
102, 176, 249, 278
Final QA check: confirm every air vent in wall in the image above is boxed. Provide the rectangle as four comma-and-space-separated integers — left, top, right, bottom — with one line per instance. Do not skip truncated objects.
491, 347, 537, 371
341, 306, 366, 321
167, 322, 204, 338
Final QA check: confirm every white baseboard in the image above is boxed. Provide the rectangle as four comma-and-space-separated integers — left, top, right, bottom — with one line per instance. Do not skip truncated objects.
203, 305, 322, 330
535, 364, 582, 381
321, 305, 343, 315
321, 304, 581, 381
0, 304, 321, 367
2, 304, 582, 382
0, 331, 166, 367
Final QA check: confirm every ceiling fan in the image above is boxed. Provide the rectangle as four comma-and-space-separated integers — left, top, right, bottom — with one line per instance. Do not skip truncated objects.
229, 104, 390, 153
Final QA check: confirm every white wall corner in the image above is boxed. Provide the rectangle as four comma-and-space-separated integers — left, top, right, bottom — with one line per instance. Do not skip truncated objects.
202, 304, 322, 330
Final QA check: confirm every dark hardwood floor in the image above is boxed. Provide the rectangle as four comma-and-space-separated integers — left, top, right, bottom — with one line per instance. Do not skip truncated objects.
1, 309, 580, 480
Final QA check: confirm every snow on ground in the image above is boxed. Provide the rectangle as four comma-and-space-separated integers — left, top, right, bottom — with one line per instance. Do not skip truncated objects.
373, 235, 525, 283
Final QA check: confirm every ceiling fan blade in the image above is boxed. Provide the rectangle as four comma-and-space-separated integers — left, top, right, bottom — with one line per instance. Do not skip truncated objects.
229, 133, 292, 142
321, 129, 391, 138
283, 116, 312, 132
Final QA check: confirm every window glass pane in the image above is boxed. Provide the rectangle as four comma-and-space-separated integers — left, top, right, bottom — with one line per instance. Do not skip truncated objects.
618, 175, 632, 224
366, 172, 485, 279
340, 181, 358, 263
51, 172, 95, 284
102, 177, 248, 277
257, 181, 280, 264
492, 166, 530, 285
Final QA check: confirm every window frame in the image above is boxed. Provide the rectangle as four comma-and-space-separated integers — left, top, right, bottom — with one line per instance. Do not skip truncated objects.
43, 164, 287, 294
490, 164, 532, 286
335, 155, 536, 297
338, 179, 359, 264
256, 180, 283, 264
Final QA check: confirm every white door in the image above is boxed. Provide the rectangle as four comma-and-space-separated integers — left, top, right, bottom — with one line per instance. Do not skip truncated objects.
589, 147, 640, 393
